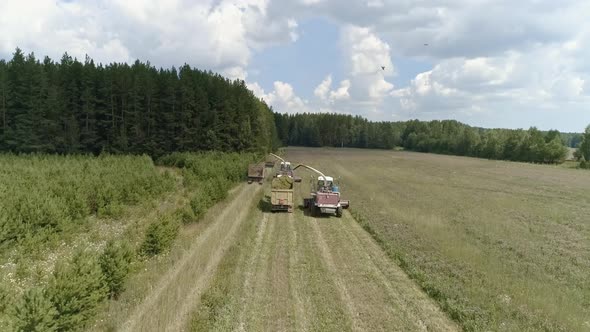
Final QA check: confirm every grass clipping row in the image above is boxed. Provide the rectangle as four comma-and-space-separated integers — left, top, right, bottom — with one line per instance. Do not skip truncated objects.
271, 176, 294, 189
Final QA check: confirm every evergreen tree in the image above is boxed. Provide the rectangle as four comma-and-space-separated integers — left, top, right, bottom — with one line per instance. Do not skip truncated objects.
0, 48, 277, 156
578, 125, 590, 168
47, 251, 108, 331
13, 287, 57, 332
99, 240, 133, 299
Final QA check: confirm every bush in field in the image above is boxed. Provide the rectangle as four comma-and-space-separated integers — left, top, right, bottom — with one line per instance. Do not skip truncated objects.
157, 152, 258, 224
12, 287, 57, 332
0, 154, 174, 246
99, 240, 134, 299
140, 215, 180, 256
46, 251, 108, 331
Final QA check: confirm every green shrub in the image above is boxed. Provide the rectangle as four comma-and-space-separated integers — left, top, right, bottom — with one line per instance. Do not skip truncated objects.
99, 240, 134, 299
0, 154, 175, 246
46, 251, 108, 331
177, 205, 196, 224
13, 287, 57, 332
157, 152, 259, 225
140, 215, 180, 256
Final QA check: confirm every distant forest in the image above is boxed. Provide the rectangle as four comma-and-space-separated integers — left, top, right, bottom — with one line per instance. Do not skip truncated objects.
0, 48, 587, 165
274, 113, 577, 164
0, 49, 278, 157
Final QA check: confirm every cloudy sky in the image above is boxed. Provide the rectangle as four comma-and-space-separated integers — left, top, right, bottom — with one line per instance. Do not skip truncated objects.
1, 0, 589, 132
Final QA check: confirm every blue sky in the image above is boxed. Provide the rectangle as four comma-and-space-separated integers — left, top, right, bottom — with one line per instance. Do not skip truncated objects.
250, 18, 343, 99
0, 0, 589, 132
251, 17, 433, 102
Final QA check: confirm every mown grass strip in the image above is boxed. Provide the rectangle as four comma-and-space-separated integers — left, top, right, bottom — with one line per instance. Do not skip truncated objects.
189, 192, 264, 331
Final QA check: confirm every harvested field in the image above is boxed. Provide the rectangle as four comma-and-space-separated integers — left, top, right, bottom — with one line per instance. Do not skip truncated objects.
188, 182, 457, 331
76, 147, 590, 332
287, 147, 590, 331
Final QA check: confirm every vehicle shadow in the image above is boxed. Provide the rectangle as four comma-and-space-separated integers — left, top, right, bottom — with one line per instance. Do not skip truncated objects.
258, 195, 272, 213
296, 203, 331, 218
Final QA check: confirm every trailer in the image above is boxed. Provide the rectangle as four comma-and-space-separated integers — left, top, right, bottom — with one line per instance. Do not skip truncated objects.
247, 163, 265, 184
271, 188, 294, 212
270, 175, 294, 212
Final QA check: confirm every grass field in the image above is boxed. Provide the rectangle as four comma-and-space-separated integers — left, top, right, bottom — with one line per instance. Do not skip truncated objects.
187, 182, 456, 332
0, 152, 256, 331
4, 148, 588, 331
287, 147, 590, 331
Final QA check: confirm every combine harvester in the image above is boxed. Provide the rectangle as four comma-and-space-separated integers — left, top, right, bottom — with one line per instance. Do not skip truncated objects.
268, 153, 301, 212
294, 164, 349, 218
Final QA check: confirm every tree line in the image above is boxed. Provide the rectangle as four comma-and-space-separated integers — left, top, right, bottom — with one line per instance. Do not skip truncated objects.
0, 48, 278, 157
573, 126, 590, 168
1, 48, 586, 165
274, 113, 575, 164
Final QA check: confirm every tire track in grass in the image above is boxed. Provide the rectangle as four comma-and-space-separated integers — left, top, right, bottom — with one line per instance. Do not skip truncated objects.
237, 213, 269, 331
308, 207, 458, 331
234, 208, 352, 331
292, 208, 352, 332
121, 183, 262, 332
242, 211, 294, 331
287, 211, 308, 332
339, 212, 458, 331
268, 212, 293, 331
307, 214, 364, 332
238, 212, 277, 330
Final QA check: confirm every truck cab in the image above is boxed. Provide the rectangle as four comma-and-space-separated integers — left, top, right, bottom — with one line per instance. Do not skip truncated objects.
278, 161, 295, 178
316, 176, 334, 192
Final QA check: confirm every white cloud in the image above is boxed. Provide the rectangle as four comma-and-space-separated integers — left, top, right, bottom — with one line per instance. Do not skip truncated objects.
313, 75, 351, 103
330, 79, 351, 101
314, 75, 333, 99
247, 82, 266, 99
339, 25, 394, 106
2, 0, 590, 130
390, 39, 590, 128
259, 0, 590, 130
341, 25, 393, 77
0, 0, 298, 74
249, 81, 310, 113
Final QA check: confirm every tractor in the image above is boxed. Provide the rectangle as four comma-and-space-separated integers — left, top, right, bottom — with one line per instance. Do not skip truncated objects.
294, 164, 349, 217
269, 153, 301, 182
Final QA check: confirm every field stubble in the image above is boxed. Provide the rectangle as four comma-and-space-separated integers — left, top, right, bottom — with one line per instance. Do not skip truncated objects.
189, 180, 457, 331
286, 147, 590, 331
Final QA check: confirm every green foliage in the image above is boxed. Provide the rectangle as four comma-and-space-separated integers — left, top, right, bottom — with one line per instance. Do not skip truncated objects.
0, 154, 174, 246
0, 285, 9, 315
46, 251, 108, 331
13, 287, 57, 332
561, 132, 583, 148
0, 49, 276, 156
99, 240, 134, 299
543, 136, 568, 164
579, 125, 590, 161
158, 152, 258, 223
275, 113, 571, 164
140, 215, 180, 256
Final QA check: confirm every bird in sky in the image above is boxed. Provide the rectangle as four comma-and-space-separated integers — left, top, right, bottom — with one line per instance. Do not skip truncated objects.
381, 66, 385, 70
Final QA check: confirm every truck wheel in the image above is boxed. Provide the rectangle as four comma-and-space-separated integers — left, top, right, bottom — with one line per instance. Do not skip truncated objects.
336, 206, 343, 218
310, 205, 318, 217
